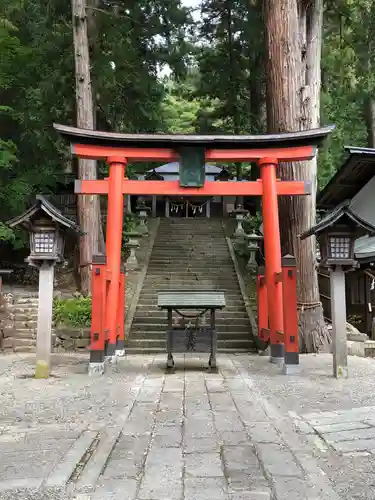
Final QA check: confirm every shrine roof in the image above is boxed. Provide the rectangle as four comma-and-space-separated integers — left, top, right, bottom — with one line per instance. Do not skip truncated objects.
317, 146, 375, 209
7, 195, 80, 233
54, 124, 335, 150
300, 200, 375, 240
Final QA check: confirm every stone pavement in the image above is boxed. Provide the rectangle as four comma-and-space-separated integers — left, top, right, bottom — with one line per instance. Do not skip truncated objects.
1, 353, 375, 499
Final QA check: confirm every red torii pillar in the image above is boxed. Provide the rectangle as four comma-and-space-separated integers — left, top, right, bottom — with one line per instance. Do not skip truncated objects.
53, 123, 333, 371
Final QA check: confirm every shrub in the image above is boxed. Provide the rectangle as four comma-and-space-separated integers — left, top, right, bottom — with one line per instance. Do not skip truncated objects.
53, 296, 92, 328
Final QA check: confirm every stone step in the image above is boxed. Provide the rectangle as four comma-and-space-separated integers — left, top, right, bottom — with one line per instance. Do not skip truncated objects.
158, 227, 224, 229
11, 325, 37, 331
148, 267, 237, 279
147, 263, 235, 269
144, 272, 236, 277
147, 267, 234, 272
150, 254, 230, 259
12, 314, 38, 321
8, 307, 39, 315
144, 278, 239, 284
125, 346, 255, 355
2, 338, 36, 349
127, 331, 252, 340
13, 298, 39, 305
143, 282, 239, 291
3, 329, 36, 339
130, 324, 251, 333
138, 293, 244, 300
13, 321, 37, 328
149, 256, 231, 261
134, 304, 248, 313
126, 338, 254, 349
154, 245, 227, 249
158, 228, 224, 232
151, 247, 229, 251
136, 299, 246, 307
142, 282, 241, 289
132, 311, 250, 321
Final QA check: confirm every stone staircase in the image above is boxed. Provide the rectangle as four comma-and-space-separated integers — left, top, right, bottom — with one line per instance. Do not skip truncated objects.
127, 218, 255, 354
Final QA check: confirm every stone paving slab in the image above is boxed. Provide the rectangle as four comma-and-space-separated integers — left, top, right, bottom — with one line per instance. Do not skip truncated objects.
1, 352, 368, 499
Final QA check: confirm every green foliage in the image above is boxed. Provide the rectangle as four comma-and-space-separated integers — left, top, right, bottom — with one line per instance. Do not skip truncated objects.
53, 296, 92, 328
242, 213, 262, 234
0, 0, 375, 233
318, 0, 375, 187
0, 0, 192, 241
0, 222, 14, 242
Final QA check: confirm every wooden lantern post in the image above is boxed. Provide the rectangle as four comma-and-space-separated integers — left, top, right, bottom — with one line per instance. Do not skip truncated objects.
7, 196, 79, 378
301, 201, 375, 378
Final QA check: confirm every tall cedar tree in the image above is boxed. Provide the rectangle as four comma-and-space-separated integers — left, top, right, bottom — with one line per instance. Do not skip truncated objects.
264, 0, 331, 352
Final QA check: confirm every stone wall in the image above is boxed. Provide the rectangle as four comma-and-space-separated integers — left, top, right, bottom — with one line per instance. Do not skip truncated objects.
54, 327, 90, 351
0, 293, 39, 352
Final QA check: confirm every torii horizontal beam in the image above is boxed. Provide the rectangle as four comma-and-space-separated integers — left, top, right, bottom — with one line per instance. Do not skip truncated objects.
71, 144, 316, 162
75, 179, 311, 196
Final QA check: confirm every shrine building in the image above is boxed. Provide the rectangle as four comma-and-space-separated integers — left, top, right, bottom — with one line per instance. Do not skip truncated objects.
133, 162, 245, 218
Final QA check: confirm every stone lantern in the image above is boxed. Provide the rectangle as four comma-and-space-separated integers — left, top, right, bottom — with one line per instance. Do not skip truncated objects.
124, 231, 141, 270
232, 205, 248, 239
301, 200, 375, 379
246, 232, 263, 271
136, 198, 151, 235
7, 195, 79, 379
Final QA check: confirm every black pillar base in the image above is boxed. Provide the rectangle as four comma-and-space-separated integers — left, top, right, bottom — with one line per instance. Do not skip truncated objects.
90, 350, 105, 363
106, 342, 117, 356
270, 342, 284, 363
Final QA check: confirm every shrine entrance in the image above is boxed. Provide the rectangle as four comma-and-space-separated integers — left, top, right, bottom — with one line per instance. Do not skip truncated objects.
169, 197, 211, 218
54, 124, 334, 372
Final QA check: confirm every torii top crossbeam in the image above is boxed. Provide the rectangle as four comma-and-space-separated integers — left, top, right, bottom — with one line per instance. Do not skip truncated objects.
54, 123, 334, 364
54, 123, 333, 160
54, 123, 334, 197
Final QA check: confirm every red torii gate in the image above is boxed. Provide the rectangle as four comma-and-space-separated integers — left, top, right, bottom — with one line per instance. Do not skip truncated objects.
54, 124, 334, 370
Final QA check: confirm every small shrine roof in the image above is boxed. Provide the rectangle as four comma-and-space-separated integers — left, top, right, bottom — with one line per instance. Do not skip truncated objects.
317, 146, 375, 209
7, 195, 80, 232
300, 200, 375, 240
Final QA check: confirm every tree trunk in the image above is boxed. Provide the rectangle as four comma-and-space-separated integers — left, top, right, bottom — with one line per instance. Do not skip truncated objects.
264, 0, 330, 353
71, 0, 101, 294
365, 97, 375, 148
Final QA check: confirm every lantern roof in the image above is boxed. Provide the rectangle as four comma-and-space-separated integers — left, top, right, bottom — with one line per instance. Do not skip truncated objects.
7, 195, 80, 233
300, 200, 375, 240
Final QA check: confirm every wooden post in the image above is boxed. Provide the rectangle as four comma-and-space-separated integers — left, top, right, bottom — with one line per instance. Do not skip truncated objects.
206, 199, 211, 218
104, 156, 126, 362
152, 195, 157, 217
330, 266, 348, 378
35, 262, 55, 379
259, 157, 284, 363
282, 255, 299, 374
165, 198, 170, 218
